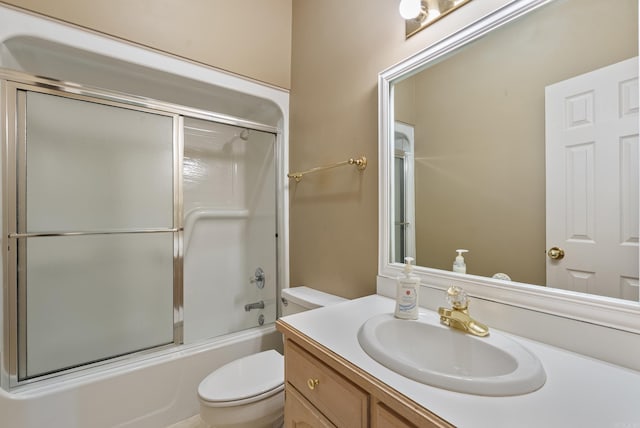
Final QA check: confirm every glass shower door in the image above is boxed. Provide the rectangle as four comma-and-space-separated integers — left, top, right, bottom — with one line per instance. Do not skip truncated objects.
182, 117, 277, 343
11, 89, 178, 381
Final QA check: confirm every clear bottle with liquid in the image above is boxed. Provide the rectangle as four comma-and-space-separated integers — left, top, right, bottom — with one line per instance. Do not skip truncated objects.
453, 249, 468, 274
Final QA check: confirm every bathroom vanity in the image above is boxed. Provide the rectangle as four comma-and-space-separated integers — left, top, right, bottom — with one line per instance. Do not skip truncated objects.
278, 319, 450, 427
277, 295, 640, 427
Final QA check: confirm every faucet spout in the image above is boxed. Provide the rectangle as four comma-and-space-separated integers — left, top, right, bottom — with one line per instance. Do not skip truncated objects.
437, 286, 489, 337
244, 300, 265, 311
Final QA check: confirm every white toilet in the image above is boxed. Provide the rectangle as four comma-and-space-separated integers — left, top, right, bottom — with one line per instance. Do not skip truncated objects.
197, 286, 347, 428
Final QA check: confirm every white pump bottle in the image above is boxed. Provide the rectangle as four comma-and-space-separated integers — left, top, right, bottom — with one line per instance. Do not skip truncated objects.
453, 249, 468, 274
394, 257, 420, 320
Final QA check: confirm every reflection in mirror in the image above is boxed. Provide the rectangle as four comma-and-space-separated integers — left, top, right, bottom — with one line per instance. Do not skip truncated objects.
393, 122, 416, 263
390, 0, 639, 301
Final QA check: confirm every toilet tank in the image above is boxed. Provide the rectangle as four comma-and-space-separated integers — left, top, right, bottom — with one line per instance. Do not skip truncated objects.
281, 286, 347, 316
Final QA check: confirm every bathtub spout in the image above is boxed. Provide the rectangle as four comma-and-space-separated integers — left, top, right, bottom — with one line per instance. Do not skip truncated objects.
244, 300, 265, 311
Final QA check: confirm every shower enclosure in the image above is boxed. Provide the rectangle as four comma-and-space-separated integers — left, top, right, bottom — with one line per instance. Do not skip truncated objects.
2, 72, 278, 387
182, 117, 277, 344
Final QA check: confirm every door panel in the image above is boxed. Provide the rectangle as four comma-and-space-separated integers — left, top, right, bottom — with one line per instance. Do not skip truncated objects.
24, 91, 174, 232
14, 88, 177, 380
545, 57, 639, 300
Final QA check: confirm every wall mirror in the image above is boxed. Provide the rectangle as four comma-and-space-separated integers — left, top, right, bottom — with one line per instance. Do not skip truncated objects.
379, 0, 639, 332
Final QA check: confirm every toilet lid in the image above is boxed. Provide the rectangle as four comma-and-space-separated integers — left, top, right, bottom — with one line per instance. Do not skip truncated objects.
198, 350, 284, 404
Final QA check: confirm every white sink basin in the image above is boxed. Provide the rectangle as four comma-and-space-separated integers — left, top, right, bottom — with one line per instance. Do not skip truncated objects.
357, 313, 546, 396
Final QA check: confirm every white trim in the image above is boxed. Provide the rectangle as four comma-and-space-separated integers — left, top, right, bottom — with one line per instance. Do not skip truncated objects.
378, 0, 640, 335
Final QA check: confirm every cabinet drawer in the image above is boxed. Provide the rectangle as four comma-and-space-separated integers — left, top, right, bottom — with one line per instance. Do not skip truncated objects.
373, 402, 418, 428
373, 400, 448, 428
285, 339, 368, 427
285, 384, 336, 428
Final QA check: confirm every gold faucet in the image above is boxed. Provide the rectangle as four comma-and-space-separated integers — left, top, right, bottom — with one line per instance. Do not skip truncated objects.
438, 286, 489, 337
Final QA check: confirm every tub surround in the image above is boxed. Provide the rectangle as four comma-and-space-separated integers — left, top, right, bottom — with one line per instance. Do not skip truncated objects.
278, 295, 640, 427
0, 327, 282, 428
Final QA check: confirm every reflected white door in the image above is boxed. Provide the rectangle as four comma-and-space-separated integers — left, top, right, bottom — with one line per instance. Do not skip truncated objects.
545, 57, 639, 300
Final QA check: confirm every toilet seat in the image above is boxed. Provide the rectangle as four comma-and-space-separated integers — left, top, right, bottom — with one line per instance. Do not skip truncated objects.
198, 350, 284, 407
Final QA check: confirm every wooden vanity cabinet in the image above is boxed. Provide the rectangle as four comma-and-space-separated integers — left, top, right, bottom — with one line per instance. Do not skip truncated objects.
373, 402, 421, 428
285, 339, 368, 426
277, 320, 453, 428
285, 384, 336, 428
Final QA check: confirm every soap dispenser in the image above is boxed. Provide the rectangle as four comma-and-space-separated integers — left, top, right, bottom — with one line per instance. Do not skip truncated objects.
394, 257, 420, 320
453, 249, 469, 274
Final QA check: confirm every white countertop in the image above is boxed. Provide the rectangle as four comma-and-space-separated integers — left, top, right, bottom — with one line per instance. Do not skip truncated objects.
280, 294, 640, 428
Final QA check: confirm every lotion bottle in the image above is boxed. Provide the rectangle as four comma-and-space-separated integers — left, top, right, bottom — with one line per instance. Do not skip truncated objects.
394, 257, 420, 320
453, 249, 468, 274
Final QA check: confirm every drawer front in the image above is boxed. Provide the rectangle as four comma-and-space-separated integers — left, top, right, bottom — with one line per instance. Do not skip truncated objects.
286, 340, 368, 427
373, 401, 448, 428
373, 402, 417, 428
285, 384, 336, 428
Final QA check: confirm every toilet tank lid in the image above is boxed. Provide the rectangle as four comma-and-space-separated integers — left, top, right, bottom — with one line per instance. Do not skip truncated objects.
198, 350, 283, 403
281, 286, 348, 309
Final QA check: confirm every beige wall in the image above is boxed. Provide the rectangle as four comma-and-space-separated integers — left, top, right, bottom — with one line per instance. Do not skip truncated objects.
6, 0, 624, 298
0, 0, 292, 89
397, 0, 637, 285
289, 0, 516, 298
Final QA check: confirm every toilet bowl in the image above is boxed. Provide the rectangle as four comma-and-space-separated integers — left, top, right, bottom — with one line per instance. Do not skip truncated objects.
198, 350, 284, 428
197, 287, 347, 428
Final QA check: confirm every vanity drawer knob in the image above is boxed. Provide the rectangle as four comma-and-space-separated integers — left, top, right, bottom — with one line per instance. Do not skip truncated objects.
307, 378, 319, 390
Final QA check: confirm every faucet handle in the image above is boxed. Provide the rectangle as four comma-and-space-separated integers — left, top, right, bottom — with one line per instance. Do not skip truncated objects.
446, 286, 469, 310
250, 267, 265, 289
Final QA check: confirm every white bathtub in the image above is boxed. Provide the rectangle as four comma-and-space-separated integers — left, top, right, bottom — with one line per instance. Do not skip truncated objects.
0, 325, 283, 428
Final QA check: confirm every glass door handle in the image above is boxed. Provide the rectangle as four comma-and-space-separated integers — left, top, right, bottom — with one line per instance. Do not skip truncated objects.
9, 228, 180, 238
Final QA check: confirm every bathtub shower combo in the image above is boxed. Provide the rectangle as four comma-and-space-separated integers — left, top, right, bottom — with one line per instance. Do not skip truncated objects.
0, 5, 288, 427
3, 88, 277, 381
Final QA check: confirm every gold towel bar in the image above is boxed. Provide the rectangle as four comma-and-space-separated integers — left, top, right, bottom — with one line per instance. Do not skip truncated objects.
287, 156, 367, 182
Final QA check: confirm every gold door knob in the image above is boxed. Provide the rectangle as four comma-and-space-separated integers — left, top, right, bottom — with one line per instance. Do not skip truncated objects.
547, 247, 565, 260
307, 378, 319, 390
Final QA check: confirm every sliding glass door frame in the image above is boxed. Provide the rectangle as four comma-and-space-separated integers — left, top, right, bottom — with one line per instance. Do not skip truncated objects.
1, 70, 279, 389
3, 81, 182, 387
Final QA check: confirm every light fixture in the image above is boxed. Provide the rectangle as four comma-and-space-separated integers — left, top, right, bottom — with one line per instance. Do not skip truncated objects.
398, 0, 422, 20
401, 0, 474, 39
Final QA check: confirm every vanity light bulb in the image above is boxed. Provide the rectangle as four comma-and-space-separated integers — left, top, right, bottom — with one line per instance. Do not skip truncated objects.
399, 0, 421, 19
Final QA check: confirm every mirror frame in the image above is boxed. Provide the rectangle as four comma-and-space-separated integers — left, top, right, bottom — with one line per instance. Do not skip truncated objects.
378, 0, 640, 334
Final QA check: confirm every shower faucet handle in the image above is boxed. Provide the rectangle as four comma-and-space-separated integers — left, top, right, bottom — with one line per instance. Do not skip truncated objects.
250, 267, 265, 289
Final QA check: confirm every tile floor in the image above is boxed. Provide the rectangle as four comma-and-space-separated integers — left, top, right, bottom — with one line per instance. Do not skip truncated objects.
167, 414, 285, 428
166, 414, 206, 428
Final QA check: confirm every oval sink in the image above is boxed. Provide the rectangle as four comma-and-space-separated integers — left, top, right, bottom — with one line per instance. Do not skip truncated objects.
357, 313, 546, 396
